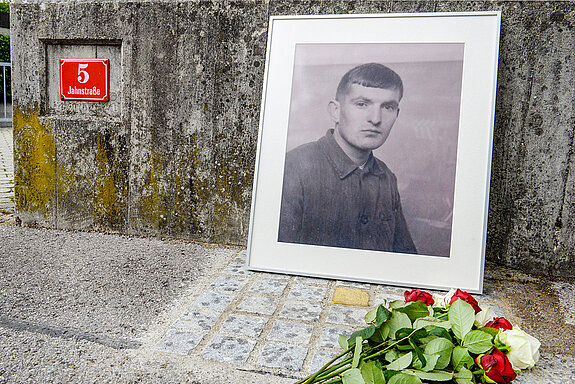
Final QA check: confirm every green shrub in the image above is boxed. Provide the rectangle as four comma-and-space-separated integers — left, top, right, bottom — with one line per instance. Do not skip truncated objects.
0, 34, 9, 62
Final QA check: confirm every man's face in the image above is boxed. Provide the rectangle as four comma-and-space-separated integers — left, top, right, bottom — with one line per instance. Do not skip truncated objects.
331, 84, 401, 159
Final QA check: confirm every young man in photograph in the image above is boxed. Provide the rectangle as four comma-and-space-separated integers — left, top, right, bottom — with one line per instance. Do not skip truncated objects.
278, 62, 417, 254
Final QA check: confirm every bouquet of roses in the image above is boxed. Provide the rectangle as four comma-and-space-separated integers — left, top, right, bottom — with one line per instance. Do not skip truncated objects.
296, 289, 540, 384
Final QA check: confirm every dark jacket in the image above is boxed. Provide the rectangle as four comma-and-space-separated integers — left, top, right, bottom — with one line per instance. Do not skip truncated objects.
278, 130, 417, 254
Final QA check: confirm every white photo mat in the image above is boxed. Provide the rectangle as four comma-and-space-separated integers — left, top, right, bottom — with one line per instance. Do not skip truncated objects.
247, 12, 501, 293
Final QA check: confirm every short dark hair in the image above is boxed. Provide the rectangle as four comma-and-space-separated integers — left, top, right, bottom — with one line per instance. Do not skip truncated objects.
335, 63, 403, 101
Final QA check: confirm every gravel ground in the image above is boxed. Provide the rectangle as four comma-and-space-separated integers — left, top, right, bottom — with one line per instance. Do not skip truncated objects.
0, 223, 242, 383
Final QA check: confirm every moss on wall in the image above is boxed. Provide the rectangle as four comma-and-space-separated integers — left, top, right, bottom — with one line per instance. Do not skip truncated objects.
12, 106, 56, 219
94, 133, 122, 227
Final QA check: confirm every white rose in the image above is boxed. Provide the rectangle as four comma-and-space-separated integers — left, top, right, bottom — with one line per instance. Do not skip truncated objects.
475, 306, 496, 327
432, 288, 456, 309
497, 328, 541, 370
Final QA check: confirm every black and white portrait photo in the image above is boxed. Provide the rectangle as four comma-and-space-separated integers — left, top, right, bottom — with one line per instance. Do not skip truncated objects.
277, 43, 464, 258
248, 13, 500, 292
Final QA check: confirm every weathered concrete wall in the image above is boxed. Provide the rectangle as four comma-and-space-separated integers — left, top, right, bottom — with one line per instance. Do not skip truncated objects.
10, 1, 575, 277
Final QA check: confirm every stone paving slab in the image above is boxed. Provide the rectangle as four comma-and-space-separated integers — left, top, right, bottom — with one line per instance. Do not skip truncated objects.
288, 284, 327, 302
220, 314, 268, 338
237, 295, 279, 316
268, 320, 313, 344
173, 309, 220, 331
258, 342, 308, 371
250, 279, 289, 296
202, 335, 256, 364
279, 300, 323, 322
153, 329, 205, 355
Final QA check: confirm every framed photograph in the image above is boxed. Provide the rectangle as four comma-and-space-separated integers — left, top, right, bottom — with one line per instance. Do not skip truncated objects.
247, 12, 501, 293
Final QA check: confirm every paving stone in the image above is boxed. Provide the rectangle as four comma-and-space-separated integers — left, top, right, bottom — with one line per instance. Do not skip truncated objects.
373, 289, 405, 306
257, 342, 308, 371
202, 335, 256, 364
336, 281, 372, 290
326, 305, 368, 327
224, 262, 250, 276
288, 284, 327, 302
295, 276, 330, 285
237, 295, 280, 315
191, 290, 234, 312
173, 309, 221, 331
268, 320, 313, 344
153, 329, 205, 355
309, 348, 340, 373
257, 272, 292, 280
320, 326, 356, 348
250, 279, 289, 296
209, 275, 248, 292
279, 300, 322, 322
220, 314, 268, 338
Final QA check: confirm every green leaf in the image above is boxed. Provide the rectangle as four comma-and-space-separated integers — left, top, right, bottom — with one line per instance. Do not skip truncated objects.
405, 370, 453, 381
365, 307, 378, 324
385, 350, 399, 363
421, 354, 439, 372
360, 361, 386, 384
396, 301, 430, 322
463, 330, 493, 354
428, 327, 453, 342
414, 317, 451, 330
480, 326, 501, 338
454, 367, 474, 384
448, 300, 475, 341
386, 351, 413, 371
389, 300, 406, 309
342, 368, 366, 384
383, 370, 400, 382
370, 323, 390, 342
452, 346, 474, 370
352, 336, 363, 369
339, 334, 349, 350
388, 311, 412, 339
349, 325, 376, 346
409, 328, 429, 344
409, 339, 426, 368
376, 305, 393, 326
387, 373, 422, 384
423, 337, 454, 370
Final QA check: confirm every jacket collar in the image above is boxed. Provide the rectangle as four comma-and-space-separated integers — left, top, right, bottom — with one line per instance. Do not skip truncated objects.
319, 129, 386, 179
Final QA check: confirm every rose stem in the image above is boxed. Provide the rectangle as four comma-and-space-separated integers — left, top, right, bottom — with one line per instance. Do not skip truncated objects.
296, 345, 354, 384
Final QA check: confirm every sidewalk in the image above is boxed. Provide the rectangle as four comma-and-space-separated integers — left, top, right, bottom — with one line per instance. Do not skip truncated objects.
0, 223, 573, 383
0, 125, 13, 214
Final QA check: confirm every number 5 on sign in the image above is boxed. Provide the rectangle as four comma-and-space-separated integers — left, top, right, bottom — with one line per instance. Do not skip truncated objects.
59, 58, 109, 102
77, 64, 89, 83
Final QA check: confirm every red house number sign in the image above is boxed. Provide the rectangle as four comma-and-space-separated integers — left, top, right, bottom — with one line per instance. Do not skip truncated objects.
60, 59, 109, 101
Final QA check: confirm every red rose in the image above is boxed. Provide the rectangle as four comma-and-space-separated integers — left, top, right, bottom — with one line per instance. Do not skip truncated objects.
485, 317, 513, 331
449, 289, 481, 313
479, 348, 517, 384
404, 289, 434, 306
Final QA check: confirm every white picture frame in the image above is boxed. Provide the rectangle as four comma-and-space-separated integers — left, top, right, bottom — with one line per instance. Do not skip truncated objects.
247, 11, 501, 294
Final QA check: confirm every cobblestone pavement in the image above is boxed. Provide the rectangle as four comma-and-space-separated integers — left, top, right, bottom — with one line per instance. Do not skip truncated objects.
148, 250, 529, 380
0, 125, 13, 212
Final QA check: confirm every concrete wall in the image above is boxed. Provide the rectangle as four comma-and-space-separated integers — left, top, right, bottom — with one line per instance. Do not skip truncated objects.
10, 1, 575, 277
